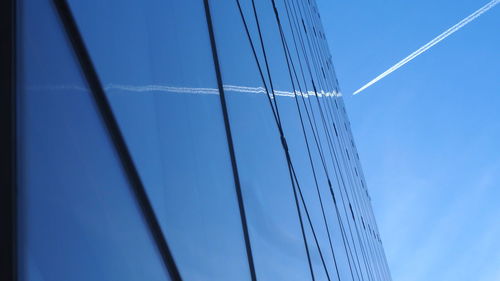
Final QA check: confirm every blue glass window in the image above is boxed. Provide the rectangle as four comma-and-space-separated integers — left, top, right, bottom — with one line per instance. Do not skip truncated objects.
17, 0, 170, 280
64, 0, 251, 279
208, 0, 317, 279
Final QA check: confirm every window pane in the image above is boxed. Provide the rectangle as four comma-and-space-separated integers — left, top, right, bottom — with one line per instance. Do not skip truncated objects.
17, 0, 170, 280
208, 1, 314, 280
65, 0, 252, 280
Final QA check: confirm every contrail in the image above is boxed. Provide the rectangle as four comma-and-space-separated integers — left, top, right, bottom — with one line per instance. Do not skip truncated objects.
353, 0, 499, 95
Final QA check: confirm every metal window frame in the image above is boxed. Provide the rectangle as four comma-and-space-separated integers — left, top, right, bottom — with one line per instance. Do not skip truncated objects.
0, 0, 17, 280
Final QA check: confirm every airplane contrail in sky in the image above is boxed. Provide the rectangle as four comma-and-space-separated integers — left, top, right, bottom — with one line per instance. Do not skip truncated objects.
353, 0, 500, 95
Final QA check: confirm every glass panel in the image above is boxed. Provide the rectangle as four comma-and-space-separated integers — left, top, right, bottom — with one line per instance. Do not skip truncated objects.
17, 0, 170, 280
209, 0, 314, 280
280, 0, 367, 279
246, 0, 340, 279
65, 0, 251, 280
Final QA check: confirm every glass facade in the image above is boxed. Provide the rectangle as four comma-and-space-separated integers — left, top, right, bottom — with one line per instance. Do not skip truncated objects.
1, 0, 393, 280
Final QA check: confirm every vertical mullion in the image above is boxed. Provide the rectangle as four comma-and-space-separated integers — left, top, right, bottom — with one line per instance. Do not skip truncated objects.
0, 0, 17, 280
202, 1, 257, 280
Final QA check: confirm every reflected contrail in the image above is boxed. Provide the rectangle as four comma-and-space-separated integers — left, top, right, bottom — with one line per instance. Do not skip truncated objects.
353, 0, 499, 95
28, 84, 342, 98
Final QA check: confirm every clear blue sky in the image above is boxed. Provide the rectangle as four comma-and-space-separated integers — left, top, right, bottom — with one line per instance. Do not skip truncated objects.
316, 0, 500, 280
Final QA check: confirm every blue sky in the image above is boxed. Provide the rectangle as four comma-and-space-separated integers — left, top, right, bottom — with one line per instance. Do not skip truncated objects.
317, 0, 500, 280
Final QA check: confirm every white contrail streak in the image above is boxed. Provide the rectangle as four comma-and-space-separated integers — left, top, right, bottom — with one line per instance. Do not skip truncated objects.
353, 0, 499, 95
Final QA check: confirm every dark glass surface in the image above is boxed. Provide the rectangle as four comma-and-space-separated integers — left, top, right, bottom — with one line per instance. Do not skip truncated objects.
17, 0, 170, 280
65, 0, 251, 280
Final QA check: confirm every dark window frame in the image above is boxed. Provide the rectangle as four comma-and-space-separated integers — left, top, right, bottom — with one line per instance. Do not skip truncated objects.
0, 0, 17, 280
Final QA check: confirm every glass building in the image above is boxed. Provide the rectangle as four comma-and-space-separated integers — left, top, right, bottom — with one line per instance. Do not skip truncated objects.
1, 0, 392, 280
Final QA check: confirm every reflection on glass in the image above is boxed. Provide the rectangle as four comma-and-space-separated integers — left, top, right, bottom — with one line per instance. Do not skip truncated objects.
209, 0, 316, 280
65, 0, 251, 279
17, 0, 170, 280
